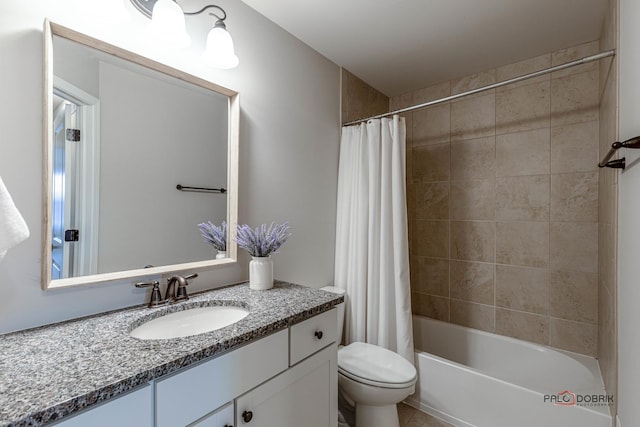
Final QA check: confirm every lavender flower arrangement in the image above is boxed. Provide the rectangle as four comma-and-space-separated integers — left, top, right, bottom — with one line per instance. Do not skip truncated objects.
197, 221, 227, 251
236, 222, 292, 257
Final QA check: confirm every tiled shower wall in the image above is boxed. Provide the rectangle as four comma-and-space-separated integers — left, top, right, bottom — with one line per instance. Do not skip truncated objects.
341, 68, 389, 124
598, 0, 618, 416
393, 41, 601, 356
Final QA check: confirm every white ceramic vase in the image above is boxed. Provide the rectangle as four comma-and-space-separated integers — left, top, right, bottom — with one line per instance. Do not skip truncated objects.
216, 250, 227, 259
250, 256, 273, 290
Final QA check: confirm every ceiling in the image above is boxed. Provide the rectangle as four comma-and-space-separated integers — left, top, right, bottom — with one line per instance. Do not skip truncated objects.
240, 0, 608, 96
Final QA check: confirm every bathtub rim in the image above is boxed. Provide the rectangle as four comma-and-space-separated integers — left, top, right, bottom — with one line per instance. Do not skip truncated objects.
412, 314, 604, 386
411, 314, 611, 419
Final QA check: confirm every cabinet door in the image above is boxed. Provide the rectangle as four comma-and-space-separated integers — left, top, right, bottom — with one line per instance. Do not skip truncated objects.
189, 402, 234, 427
236, 344, 337, 427
156, 330, 288, 427
51, 385, 152, 427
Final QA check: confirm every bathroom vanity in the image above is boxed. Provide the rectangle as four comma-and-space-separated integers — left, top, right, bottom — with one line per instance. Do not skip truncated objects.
0, 281, 341, 427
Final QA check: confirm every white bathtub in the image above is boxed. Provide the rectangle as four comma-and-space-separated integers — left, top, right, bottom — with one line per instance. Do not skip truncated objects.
405, 315, 611, 427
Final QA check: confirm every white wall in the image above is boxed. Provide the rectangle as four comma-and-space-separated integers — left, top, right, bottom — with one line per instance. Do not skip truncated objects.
98, 61, 228, 272
0, 0, 340, 333
617, 0, 640, 425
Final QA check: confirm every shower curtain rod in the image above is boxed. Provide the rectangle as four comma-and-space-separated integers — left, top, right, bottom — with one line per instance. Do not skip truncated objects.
344, 49, 616, 126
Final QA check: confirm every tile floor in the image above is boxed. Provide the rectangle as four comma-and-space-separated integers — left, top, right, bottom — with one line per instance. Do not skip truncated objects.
398, 403, 455, 427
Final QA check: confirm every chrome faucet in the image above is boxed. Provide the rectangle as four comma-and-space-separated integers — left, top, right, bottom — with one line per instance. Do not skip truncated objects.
135, 273, 198, 307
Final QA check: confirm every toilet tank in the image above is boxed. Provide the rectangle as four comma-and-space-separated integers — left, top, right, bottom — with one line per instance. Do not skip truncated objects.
320, 286, 345, 344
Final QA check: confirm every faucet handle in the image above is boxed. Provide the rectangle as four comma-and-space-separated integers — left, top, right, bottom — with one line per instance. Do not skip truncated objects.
134, 280, 163, 308
175, 274, 197, 301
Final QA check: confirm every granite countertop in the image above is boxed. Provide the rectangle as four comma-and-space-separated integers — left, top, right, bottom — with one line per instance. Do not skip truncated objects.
0, 281, 343, 427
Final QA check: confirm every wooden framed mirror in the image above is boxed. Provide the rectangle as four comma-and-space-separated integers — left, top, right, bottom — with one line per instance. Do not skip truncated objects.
42, 20, 239, 290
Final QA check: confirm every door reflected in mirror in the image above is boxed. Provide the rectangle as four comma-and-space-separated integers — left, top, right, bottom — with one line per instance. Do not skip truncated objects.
43, 21, 239, 289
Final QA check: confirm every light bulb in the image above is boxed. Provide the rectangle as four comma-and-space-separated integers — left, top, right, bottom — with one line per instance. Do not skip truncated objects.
146, 0, 191, 49
201, 24, 239, 69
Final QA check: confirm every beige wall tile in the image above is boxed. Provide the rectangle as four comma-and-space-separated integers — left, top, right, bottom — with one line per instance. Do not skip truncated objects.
550, 318, 597, 356
496, 221, 549, 268
451, 300, 495, 332
412, 293, 449, 321
404, 39, 603, 357
407, 182, 416, 218
496, 81, 550, 135
413, 105, 451, 146
342, 68, 389, 124
412, 143, 451, 183
597, 0, 618, 407
496, 53, 551, 90
496, 175, 550, 221
451, 136, 496, 180
390, 91, 413, 111
550, 121, 599, 173
496, 128, 550, 177
451, 93, 496, 140
551, 40, 599, 78
413, 220, 449, 258
451, 221, 496, 262
405, 113, 414, 181
415, 182, 449, 219
496, 265, 549, 314
496, 308, 549, 345
551, 69, 599, 127
451, 69, 497, 95
450, 260, 494, 304
550, 172, 598, 222
550, 270, 598, 323
451, 179, 496, 220
550, 222, 598, 273
411, 257, 450, 297
413, 81, 451, 104
598, 285, 616, 394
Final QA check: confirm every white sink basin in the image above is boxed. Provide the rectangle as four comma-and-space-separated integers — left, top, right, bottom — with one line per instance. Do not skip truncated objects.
130, 305, 249, 340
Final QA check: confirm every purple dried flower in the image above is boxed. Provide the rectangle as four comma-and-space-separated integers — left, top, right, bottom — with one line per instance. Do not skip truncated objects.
197, 221, 227, 251
235, 222, 292, 257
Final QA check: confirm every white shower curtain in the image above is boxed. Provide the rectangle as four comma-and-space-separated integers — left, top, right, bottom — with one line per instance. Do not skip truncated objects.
334, 115, 414, 363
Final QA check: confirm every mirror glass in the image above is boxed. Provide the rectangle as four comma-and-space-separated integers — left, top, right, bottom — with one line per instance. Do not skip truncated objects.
43, 21, 239, 289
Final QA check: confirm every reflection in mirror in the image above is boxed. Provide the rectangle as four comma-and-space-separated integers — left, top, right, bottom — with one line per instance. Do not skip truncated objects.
42, 21, 239, 289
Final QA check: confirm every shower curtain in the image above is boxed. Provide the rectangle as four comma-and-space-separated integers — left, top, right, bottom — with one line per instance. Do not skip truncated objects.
334, 115, 414, 363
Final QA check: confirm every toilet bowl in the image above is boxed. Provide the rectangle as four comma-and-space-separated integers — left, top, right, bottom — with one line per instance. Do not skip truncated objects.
321, 287, 417, 427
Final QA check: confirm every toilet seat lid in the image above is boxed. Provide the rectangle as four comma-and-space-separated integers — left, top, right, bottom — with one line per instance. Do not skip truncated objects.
338, 342, 416, 388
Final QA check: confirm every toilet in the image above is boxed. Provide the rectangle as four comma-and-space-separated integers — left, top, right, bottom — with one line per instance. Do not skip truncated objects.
321, 287, 417, 427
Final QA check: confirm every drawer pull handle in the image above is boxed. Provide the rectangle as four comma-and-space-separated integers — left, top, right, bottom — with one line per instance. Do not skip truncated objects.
242, 410, 253, 423
224, 425, 233, 427
314, 330, 323, 340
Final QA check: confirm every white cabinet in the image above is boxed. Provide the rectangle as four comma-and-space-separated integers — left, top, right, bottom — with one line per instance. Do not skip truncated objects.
156, 329, 288, 427
51, 385, 152, 427
50, 309, 337, 427
236, 345, 338, 427
189, 402, 234, 427
289, 308, 337, 365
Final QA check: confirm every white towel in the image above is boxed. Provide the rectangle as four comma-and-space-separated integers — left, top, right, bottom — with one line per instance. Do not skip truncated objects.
0, 176, 29, 262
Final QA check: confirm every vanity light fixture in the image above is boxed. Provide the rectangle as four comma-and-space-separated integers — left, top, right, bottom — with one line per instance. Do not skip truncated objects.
130, 0, 239, 69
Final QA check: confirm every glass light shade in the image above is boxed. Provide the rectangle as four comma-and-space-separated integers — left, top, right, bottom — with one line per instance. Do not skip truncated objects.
146, 0, 191, 49
201, 26, 239, 69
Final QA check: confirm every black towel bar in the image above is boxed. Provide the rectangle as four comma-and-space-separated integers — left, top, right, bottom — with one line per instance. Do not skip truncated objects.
598, 136, 640, 169
176, 184, 227, 194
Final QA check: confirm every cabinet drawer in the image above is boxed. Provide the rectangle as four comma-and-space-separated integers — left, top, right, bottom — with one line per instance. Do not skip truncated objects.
189, 402, 234, 427
289, 308, 337, 365
156, 329, 288, 427
51, 385, 152, 427
236, 345, 337, 427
